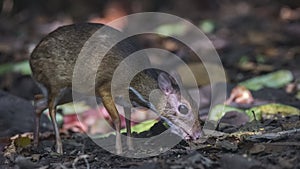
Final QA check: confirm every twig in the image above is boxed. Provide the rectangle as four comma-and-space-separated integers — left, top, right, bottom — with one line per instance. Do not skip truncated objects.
58, 164, 68, 169
260, 142, 300, 146
246, 128, 300, 142
252, 110, 257, 121
72, 154, 90, 169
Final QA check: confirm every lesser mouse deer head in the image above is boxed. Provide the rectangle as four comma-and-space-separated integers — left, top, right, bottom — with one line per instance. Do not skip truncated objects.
157, 72, 202, 140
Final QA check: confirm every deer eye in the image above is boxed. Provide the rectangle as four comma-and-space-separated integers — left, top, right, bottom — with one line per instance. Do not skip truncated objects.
178, 104, 189, 115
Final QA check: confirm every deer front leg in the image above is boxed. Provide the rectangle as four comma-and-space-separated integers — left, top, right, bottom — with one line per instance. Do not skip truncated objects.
124, 106, 133, 150
98, 87, 122, 154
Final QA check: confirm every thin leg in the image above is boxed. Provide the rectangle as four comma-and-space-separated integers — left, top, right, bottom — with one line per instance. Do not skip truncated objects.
48, 95, 63, 154
124, 107, 133, 150
99, 87, 122, 154
33, 113, 41, 147
34, 111, 41, 147
113, 118, 122, 154
33, 94, 47, 147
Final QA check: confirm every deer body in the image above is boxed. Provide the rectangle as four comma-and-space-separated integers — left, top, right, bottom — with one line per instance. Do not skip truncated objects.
30, 23, 201, 154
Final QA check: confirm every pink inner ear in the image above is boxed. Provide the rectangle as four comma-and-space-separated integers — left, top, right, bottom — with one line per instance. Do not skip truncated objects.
158, 72, 174, 95
160, 84, 174, 95
165, 88, 171, 95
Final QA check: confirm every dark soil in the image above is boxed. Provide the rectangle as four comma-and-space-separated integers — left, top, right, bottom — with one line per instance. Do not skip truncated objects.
2, 115, 300, 169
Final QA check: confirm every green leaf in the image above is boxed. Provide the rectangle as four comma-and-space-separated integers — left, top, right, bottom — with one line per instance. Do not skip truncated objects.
208, 103, 299, 124
57, 102, 91, 115
15, 136, 31, 148
13, 61, 32, 75
0, 61, 32, 75
91, 120, 158, 138
239, 55, 250, 65
239, 70, 293, 91
128, 120, 158, 133
208, 104, 245, 121
199, 20, 215, 33
0, 62, 13, 75
255, 54, 266, 64
246, 103, 300, 119
155, 23, 187, 36
296, 91, 300, 100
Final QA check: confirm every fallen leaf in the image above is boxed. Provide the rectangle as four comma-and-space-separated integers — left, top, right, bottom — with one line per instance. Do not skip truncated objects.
0, 61, 31, 75
199, 20, 215, 33
216, 140, 238, 151
155, 23, 188, 36
246, 103, 300, 119
249, 144, 265, 154
208, 104, 245, 122
240, 70, 293, 91
14, 136, 31, 148
225, 85, 254, 105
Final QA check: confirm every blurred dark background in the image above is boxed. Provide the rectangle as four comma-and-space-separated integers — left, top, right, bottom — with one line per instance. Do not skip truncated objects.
0, 0, 299, 150
1, 0, 300, 98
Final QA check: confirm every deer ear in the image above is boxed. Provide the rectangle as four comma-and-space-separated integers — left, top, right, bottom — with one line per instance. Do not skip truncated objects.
169, 71, 183, 87
158, 72, 174, 95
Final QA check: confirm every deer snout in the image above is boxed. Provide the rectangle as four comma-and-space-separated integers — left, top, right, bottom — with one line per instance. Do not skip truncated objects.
191, 129, 202, 140
190, 121, 202, 140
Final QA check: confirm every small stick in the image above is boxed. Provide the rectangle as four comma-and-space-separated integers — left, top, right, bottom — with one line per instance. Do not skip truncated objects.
72, 154, 90, 169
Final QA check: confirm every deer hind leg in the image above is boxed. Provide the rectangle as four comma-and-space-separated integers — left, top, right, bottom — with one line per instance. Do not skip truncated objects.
33, 94, 48, 147
98, 86, 122, 154
48, 92, 63, 154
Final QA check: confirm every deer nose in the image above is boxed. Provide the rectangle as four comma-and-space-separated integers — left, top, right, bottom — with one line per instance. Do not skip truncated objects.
192, 130, 202, 140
